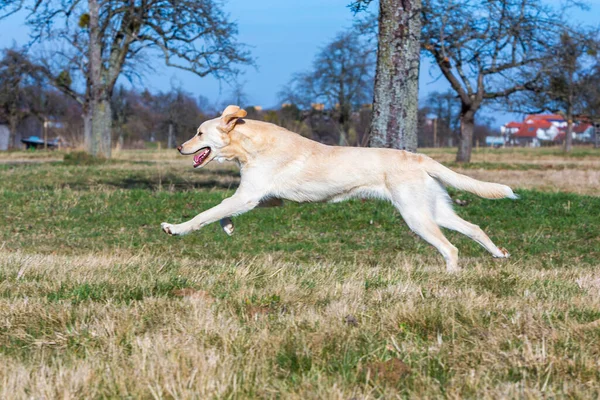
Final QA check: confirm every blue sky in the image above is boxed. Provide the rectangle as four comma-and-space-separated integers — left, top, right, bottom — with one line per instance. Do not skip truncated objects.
1, 0, 598, 126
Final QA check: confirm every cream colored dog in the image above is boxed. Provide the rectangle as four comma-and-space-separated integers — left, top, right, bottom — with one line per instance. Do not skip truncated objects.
161, 105, 517, 272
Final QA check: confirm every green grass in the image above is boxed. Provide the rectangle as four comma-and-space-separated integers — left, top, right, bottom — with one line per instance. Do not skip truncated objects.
422, 145, 600, 159
0, 160, 597, 265
443, 161, 600, 170
0, 150, 599, 398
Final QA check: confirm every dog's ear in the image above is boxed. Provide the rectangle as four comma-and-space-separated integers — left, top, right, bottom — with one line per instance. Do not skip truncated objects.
219, 105, 247, 132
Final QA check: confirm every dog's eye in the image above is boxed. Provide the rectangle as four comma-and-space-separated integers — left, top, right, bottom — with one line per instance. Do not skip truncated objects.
196, 131, 202, 136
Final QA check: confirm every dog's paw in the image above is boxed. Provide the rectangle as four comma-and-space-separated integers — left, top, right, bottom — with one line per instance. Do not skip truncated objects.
495, 247, 510, 258
219, 218, 235, 236
161, 222, 175, 236
223, 223, 234, 236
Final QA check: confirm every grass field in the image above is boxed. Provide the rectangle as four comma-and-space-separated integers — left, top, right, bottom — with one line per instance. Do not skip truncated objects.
1, 147, 599, 398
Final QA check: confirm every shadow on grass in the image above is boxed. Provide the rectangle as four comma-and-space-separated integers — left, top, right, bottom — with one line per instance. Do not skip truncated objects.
54, 175, 240, 191
111, 177, 239, 191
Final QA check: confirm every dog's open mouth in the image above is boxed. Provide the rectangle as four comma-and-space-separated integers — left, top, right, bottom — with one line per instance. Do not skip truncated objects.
193, 147, 211, 168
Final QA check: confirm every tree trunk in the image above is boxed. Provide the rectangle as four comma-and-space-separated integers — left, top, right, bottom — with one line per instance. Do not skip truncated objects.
83, 110, 92, 150
368, 0, 421, 151
456, 109, 475, 163
167, 123, 174, 149
87, 0, 112, 158
564, 105, 573, 153
90, 97, 112, 158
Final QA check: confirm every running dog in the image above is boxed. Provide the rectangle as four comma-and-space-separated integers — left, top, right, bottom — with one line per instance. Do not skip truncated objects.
161, 105, 516, 272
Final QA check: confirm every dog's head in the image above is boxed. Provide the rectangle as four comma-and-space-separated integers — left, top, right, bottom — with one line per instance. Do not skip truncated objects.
177, 105, 247, 168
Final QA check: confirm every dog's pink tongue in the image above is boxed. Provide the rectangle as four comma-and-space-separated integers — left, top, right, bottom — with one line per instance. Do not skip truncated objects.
194, 153, 202, 165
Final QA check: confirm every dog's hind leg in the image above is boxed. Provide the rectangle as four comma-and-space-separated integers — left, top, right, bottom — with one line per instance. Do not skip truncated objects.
433, 193, 510, 258
391, 188, 460, 272
219, 217, 235, 236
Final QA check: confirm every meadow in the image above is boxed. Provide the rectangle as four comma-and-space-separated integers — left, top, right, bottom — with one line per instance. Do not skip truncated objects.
0, 147, 599, 398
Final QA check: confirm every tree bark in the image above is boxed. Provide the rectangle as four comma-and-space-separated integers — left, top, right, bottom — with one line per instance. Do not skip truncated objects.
83, 109, 92, 150
87, 0, 112, 158
90, 97, 112, 158
456, 109, 475, 163
368, 0, 421, 151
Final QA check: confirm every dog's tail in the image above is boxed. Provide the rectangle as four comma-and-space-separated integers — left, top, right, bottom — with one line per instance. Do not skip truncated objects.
425, 159, 518, 200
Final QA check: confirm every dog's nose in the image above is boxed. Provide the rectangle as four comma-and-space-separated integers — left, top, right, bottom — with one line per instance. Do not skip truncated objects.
177, 145, 182, 153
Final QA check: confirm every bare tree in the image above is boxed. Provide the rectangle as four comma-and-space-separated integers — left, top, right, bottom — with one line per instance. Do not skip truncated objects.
160, 87, 206, 148
111, 85, 130, 150
0, 0, 252, 158
507, 31, 599, 151
0, 48, 71, 148
280, 30, 374, 145
425, 90, 460, 147
580, 62, 600, 148
222, 79, 249, 110
421, 0, 568, 162
351, 0, 421, 151
0, 48, 31, 148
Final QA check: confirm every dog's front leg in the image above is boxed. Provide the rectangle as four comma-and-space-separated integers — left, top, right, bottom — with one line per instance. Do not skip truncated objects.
161, 194, 260, 236
217, 198, 283, 236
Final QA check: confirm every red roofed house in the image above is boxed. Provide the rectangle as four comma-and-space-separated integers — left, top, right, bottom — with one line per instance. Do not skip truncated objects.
524, 114, 566, 125
500, 121, 522, 135
552, 124, 593, 143
502, 114, 597, 146
502, 114, 569, 146
573, 123, 595, 143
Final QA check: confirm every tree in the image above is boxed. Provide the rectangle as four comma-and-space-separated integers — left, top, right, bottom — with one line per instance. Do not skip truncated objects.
159, 87, 206, 148
223, 79, 249, 110
0, 49, 29, 148
580, 62, 600, 148
425, 90, 460, 147
111, 85, 130, 150
421, 0, 566, 162
280, 30, 374, 145
110, 86, 205, 148
508, 31, 598, 152
0, 0, 252, 158
0, 48, 71, 148
351, 0, 421, 151
0, 49, 37, 148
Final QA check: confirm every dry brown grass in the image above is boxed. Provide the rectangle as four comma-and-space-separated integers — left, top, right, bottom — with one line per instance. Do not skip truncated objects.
454, 168, 600, 196
3, 146, 598, 195
0, 146, 599, 398
422, 147, 600, 168
1, 251, 600, 398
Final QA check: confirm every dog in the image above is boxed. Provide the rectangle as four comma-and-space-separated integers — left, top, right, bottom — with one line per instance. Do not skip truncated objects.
161, 105, 516, 272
